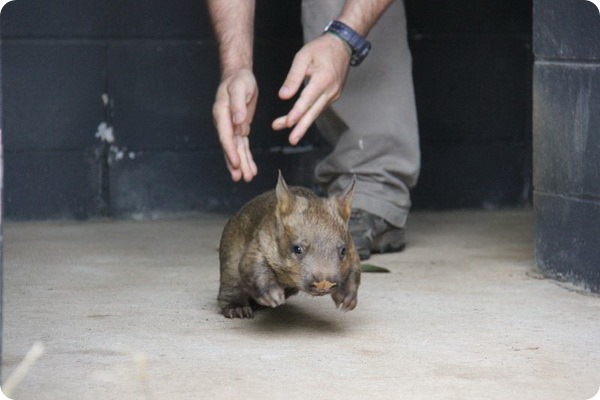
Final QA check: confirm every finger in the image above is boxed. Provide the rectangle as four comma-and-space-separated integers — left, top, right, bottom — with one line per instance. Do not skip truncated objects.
243, 138, 258, 179
245, 87, 258, 126
271, 115, 288, 131
228, 79, 251, 126
288, 93, 329, 145
238, 122, 251, 137
224, 155, 243, 182
236, 135, 250, 180
213, 101, 241, 170
239, 133, 257, 177
278, 52, 311, 100
236, 136, 257, 182
286, 74, 332, 129
272, 73, 332, 132
271, 88, 322, 132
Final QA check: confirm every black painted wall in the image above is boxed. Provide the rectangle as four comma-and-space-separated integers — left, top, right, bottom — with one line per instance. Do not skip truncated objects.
2, 0, 532, 220
407, 0, 533, 209
533, 0, 600, 292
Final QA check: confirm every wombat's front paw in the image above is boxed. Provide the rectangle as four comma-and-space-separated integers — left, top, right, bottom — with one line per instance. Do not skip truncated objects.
255, 285, 285, 308
332, 287, 358, 311
222, 305, 254, 319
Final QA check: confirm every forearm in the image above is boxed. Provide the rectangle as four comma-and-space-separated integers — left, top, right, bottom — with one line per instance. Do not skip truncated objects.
207, 0, 256, 78
336, 0, 395, 36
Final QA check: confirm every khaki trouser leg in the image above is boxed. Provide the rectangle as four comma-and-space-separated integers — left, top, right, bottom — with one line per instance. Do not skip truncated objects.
301, 0, 420, 228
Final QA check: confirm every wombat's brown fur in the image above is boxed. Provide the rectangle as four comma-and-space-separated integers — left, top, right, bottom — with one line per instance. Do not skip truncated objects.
218, 172, 361, 319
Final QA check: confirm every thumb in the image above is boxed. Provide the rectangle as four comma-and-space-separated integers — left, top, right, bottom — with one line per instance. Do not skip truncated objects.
279, 51, 311, 100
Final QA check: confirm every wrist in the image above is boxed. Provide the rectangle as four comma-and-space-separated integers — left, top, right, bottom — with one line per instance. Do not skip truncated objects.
323, 20, 371, 66
221, 64, 253, 81
324, 31, 353, 57
218, 48, 253, 80
335, 16, 367, 37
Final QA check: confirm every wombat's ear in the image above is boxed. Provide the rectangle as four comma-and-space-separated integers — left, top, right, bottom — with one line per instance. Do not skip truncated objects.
276, 170, 294, 216
335, 175, 356, 222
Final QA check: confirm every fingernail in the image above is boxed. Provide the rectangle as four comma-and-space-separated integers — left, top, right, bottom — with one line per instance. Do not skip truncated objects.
233, 111, 243, 124
279, 86, 290, 97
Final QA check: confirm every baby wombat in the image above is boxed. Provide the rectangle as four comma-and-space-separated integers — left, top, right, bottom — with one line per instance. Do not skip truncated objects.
218, 172, 361, 319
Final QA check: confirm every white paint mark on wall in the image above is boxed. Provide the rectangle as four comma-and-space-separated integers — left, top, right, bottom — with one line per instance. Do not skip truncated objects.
95, 122, 114, 143
101, 93, 110, 106
107, 145, 139, 164
358, 139, 365, 151
110, 145, 125, 162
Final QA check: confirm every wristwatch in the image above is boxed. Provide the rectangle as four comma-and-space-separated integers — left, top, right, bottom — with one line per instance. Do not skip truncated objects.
324, 20, 372, 66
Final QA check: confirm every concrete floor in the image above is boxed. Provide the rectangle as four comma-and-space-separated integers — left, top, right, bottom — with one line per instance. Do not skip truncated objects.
2, 210, 599, 399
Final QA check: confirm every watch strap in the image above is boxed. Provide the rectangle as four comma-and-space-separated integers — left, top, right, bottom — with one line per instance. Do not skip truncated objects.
324, 20, 372, 66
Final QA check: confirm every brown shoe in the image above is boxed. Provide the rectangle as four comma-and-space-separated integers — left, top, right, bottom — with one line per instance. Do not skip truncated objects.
349, 209, 406, 260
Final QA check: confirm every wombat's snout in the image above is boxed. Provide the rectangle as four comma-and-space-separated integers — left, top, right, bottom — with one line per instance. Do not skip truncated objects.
306, 274, 339, 296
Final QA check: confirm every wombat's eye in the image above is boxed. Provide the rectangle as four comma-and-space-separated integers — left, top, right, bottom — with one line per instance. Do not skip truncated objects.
292, 244, 304, 256
339, 245, 347, 259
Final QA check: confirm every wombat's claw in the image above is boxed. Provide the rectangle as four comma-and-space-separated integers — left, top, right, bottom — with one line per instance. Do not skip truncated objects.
332, 291, 357, 312
224, 306, 254, 319
255, 286, 285, 308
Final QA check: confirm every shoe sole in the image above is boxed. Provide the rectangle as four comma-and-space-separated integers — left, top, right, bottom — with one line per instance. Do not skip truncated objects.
372, 229, 406, 254
355, 229, 406, 260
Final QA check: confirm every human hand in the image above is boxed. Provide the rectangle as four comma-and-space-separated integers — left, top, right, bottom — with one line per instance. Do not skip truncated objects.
212, 68, 259, 182
272, 33, 351, 145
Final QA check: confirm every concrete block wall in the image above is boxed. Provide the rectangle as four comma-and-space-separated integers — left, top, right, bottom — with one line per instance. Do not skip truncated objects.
2, 0, 532, 220
2, 9, 106, 219
1, 0, 309, 220
533, 0, 600, 291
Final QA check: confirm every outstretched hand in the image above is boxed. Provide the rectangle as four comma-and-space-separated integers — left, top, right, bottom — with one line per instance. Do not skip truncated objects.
211, 35, 350, 183
272, 33, 351, 145
212, 69, 259, 182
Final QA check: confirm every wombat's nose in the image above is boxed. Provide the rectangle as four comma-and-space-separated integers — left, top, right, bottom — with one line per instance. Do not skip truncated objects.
312, 280, 337, 294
